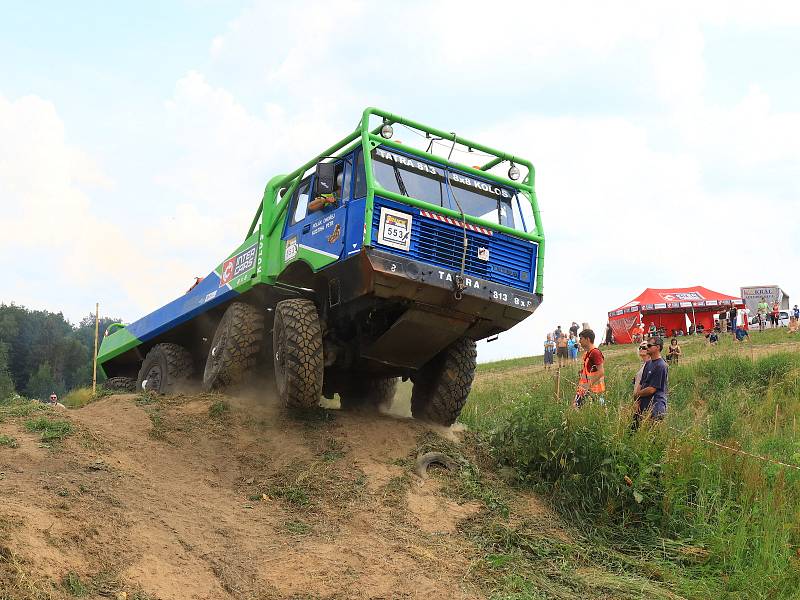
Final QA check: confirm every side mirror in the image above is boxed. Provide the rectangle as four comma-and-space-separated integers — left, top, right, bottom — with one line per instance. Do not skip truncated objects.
315, 162, 337, 197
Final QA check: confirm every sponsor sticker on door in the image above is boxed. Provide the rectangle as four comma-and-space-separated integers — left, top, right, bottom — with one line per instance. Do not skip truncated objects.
377, 208, 413, 251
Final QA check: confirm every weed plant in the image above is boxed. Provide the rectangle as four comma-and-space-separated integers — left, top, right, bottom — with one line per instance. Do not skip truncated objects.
467, 338, 800, 598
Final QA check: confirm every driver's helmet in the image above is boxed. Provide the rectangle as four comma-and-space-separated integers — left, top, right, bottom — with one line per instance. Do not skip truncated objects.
335, 172, 344, 197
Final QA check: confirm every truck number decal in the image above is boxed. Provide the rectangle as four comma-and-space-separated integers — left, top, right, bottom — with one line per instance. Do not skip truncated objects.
284, 236, 298, 261
377, 208, 413, 251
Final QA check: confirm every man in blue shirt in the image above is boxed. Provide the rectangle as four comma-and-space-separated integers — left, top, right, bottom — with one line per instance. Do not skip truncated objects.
633, 336, 668, 428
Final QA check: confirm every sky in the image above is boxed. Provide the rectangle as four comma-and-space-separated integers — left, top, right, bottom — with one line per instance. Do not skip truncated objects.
1, 0, 799, 362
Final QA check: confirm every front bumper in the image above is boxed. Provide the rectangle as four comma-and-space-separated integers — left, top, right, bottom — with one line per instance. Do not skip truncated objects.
365, 248, 542, 339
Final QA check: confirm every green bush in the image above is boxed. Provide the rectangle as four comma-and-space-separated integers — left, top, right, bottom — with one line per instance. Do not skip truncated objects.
485, 351, 800, 597
24, 417, 73, 442
63, 387, 95, 409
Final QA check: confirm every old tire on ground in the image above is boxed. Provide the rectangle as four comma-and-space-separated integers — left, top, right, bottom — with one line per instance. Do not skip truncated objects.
136, 343, 194, 394
339, 377, 398, 410
103, 376, 136, 392
273, 299, 323, 409
410, 337, 477, 426
203, 302, 264, 390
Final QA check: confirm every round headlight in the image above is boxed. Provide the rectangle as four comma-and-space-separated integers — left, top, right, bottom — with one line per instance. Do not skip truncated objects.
380, 123, 394, 139
508, 164, 520, 180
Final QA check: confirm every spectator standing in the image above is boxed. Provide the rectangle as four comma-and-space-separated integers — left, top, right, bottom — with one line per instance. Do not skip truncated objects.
633, 337, 668, 428
632, 341, 651, 427
567, 334, 579, 362
718, 310, 727, 334
569, 321, 579, 337
574, 329, 605, 407
554, 325, 563, 341
772, 301, 780, 328
793, 305, 799, 320
728, 305, 738, 336
543, 334, 556, 370
556, 330, 569, 368
648, 322, 657, 337
757, 297, 769, 331
604, 323, 614, 346
666, 338, 682, 364
631, 322, 644, 344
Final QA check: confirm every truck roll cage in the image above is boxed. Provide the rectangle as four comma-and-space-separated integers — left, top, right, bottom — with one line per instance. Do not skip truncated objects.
248, 107, 545, 295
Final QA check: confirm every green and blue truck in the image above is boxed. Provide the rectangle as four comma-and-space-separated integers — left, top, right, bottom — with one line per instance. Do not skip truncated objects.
97, 108, 544, 425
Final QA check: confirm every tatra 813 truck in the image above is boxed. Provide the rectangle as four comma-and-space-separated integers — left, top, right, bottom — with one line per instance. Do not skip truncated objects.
96, 108, 545, 425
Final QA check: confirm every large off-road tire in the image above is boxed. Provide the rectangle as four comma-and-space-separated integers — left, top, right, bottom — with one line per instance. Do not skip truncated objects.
410, 337, 477, 426
103, 376, 136, 392
203, 302, 264, 391
273, 299, 323, 409
339, 377, 398, 410
136, 343, 194, 394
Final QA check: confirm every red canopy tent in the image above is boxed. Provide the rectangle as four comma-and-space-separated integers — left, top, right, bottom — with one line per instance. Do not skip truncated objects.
608, 286, 745, 344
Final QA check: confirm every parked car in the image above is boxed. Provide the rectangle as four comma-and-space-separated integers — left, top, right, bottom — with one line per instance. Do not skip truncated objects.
750, 311, 790, 328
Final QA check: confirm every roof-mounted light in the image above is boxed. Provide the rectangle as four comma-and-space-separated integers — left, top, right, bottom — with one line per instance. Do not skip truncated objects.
380, 120, 394, 139
508, 163, 520, 180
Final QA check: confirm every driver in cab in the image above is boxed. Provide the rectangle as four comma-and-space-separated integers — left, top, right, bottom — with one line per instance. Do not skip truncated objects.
308, 172, 343, 213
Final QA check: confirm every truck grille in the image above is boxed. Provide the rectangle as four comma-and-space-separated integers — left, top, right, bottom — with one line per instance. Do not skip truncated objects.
371, 197, 536, 292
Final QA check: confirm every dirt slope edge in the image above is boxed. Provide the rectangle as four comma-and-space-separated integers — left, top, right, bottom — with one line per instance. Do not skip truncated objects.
0, 392, 558, 600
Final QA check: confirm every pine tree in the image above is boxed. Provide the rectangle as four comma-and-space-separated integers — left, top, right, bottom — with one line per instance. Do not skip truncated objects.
25, 362, 59, 401
0, 343, 14, 402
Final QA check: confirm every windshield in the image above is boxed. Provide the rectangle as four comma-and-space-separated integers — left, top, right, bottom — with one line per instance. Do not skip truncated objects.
371, 147, 533, 233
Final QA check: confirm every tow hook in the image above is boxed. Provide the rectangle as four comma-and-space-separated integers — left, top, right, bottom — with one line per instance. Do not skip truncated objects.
453, 274, 466, 300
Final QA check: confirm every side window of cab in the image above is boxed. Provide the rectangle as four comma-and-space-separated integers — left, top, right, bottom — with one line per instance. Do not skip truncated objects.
290, 178, 312, 224
352, 150, 367, 199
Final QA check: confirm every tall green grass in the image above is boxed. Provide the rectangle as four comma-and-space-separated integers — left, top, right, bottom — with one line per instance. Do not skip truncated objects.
466, 349, 800, 598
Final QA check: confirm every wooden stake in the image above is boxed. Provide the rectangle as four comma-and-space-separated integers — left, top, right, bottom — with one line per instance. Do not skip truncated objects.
774, 403, 779, 435
555, 367, 561, 401
92, 303, 99, 396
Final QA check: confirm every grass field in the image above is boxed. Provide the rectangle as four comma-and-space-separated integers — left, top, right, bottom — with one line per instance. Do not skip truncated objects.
467, 328, 800, 598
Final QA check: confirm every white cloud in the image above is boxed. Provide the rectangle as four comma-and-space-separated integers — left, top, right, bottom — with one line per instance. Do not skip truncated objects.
0, 93, 196, 320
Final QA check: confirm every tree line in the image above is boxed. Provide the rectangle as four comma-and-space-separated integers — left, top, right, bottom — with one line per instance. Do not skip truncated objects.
0, 303, 121, 401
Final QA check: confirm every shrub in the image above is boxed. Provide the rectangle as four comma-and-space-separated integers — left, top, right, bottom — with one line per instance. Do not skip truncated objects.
24, 417, 73, 442
63, 387, 95, 409
487, 351, 800, 596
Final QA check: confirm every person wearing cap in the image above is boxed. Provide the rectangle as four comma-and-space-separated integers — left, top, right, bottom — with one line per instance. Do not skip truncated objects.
633, 337, 669, 428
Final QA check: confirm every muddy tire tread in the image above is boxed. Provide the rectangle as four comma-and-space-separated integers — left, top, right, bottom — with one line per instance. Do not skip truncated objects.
274, 299, 323, 409
410, 337, 477, 426
339, 377, 398, 410
103, 376, 136, 392
203, 302, 264, 390
136, 343, 194, 394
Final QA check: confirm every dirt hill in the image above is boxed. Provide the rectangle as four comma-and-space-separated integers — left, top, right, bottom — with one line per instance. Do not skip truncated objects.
0, 391, 561, 600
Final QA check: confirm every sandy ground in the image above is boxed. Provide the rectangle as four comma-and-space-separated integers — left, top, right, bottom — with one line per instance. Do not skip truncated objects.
0, 392, 554, 600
